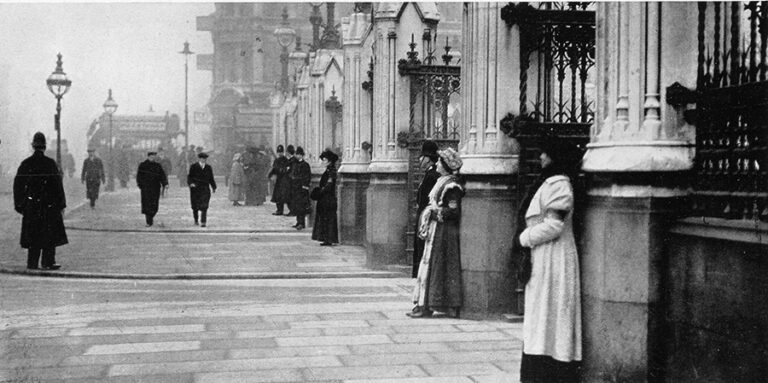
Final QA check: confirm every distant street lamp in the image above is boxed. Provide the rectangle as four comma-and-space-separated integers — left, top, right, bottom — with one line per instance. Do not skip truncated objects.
180, 41, 194, 172
45, 53, 72, 171
103, 89, 118, 191
274, 7, 296, 93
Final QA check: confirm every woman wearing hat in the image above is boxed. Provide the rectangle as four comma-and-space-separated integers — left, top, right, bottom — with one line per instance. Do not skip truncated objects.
409, 147, 464, 319
311, 149, 339, 246
413, 140, 441, 278
517, 139, 582, 382
228, 153, 245, 206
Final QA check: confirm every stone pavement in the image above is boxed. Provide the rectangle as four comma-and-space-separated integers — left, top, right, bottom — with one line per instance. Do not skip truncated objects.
0, 275, 523, 383
0, 178, 398, 278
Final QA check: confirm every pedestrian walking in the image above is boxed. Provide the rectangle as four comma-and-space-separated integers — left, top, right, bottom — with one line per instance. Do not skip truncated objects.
409, 147, 464, 319
289, 146, 311, 230
285, 145, 297, 216
63, 150, 76, 178
516, 140, 583, 383
136, 151, 168, 227
228, 153, 245, 206
188, 152, 217, 227
157, 148, 172, 197
268, 145, 290, 215
311, 149, 339, 245
412, 140, 441, 278
81, 149, 105, 208
13, 132, 67, 270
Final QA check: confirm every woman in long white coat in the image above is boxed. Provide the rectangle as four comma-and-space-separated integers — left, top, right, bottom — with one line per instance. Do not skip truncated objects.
517, 140, 582, 383
228, 153, 245, 206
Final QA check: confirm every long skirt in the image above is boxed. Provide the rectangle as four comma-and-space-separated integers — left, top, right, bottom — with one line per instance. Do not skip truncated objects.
412, 219, 462, 309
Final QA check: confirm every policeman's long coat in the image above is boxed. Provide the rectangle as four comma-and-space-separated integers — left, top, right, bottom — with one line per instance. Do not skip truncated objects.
81, 157, 105, 201
268, 156, 291, 203
13, 150, 68, 249
289, 159, 311, 215
136, 160, 168, 215
188, 162, 217, 210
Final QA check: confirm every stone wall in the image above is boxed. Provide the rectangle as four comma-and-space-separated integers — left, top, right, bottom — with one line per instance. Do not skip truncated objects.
664, 220, 768, 382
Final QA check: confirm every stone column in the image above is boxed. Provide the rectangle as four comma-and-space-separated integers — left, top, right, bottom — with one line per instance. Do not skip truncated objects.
364, 10, 409, 267
580, 3, 696, 381
339, 13, 373, 245
459, 2, 520, 314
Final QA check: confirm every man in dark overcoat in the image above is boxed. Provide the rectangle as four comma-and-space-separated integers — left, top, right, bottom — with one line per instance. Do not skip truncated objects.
13, 132, 67, 270
81, 149, 105, 208
285, 145, 297, 216
290, 146, 312, 230
187, 152, 217, 227
136, 151, 168, 227
268, 145, 291, 215
412, 140, 441, 278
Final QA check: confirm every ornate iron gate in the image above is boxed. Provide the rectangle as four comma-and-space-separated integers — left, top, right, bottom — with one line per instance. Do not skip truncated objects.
684, 2, 768, 221
501, 2, 595, 314
398, 32, 462, 263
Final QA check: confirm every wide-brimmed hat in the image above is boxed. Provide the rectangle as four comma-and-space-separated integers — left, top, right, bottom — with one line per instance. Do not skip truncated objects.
87, 148, 96, 153
438, 147, 462, 172
147, 151, 157, 156
539, 138, 581, 167
32, 132, 46, 149
421, 140, 438, 158
295, 146, 305, 156
319, 149, 339, 163
197, 152, 209, 159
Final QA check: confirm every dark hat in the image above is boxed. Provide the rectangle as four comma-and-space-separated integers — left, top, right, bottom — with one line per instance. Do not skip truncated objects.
87, 148, 95, 153
197, 152, 209, 159
295, 146, 305, 156
276, 145, 285, 153
147, 151, 157, 156
319, 149, 339, 163
286, 145, 295, 155
539, 138, 581, 167
32, 132, 46, 149
421, 140, 438, 158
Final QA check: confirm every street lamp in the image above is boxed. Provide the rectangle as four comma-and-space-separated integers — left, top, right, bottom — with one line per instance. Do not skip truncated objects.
45, 53, 72, 171
274, 7, 296, 93
180, 41, 194, 172
309, 2, 323, 52
103, 89, 118, 191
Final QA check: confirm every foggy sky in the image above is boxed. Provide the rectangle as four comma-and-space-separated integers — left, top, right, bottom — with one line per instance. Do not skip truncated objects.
0, 2, 215, 170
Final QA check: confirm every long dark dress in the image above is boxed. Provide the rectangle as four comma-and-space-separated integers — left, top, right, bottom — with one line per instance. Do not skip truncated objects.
81, 157, 105, 202
311, 165, 338, 243
269, 156, 291, 203
187, 162, 216, 210
412, 164, 440, 278
289, 159, 311, 215
136, 160, 167, 216
13, 150, 68, 249
413, 175, 464, 311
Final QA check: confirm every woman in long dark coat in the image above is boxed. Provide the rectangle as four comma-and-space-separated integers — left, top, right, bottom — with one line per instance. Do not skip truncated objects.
409, 147, 464, 319
13, 132, 68, 270
311, 149, 339, 245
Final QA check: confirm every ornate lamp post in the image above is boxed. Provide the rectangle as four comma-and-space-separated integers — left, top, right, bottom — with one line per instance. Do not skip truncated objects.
45, 53, 72, 171
179, 42, 194, 172
103, 89, 118, 191
309, 2, 323, 51
274, 8, 296, 93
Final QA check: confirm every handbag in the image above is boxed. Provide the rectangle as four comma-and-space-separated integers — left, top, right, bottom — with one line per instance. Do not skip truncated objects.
310, 186, 322, 201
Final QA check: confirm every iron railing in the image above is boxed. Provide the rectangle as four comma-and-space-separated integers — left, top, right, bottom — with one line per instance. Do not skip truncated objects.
690, 1, 768, 221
